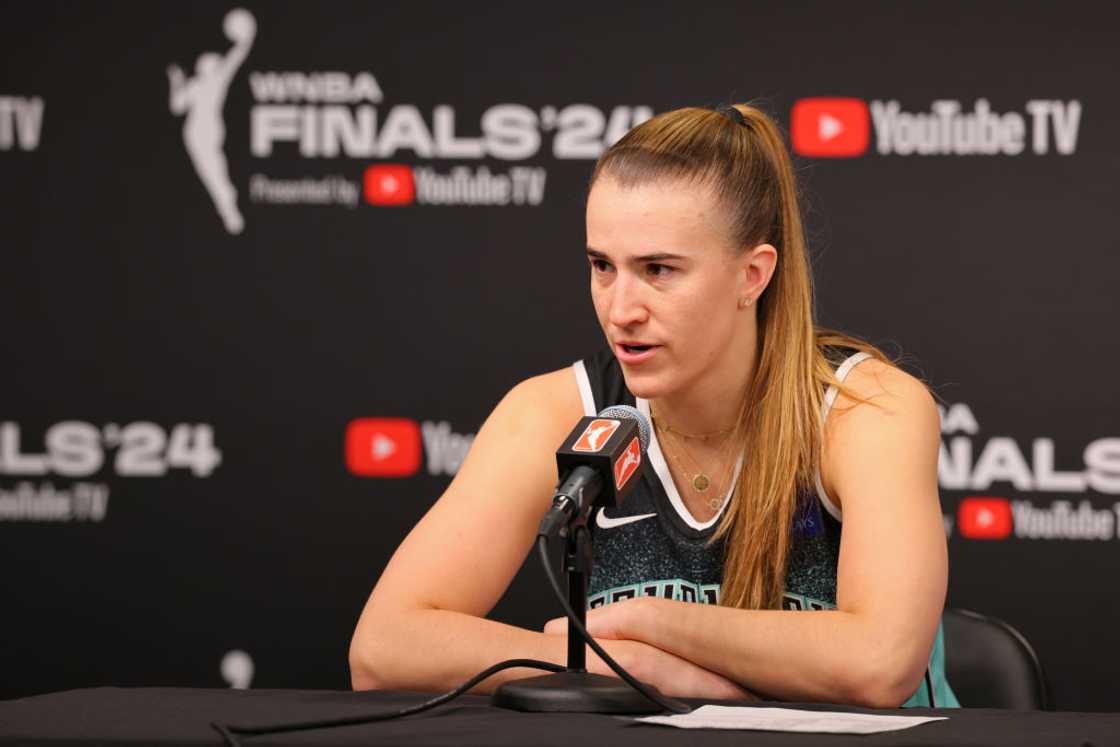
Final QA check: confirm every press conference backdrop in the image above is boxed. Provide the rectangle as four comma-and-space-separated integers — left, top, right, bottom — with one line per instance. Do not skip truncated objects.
2, 1, 1117, 711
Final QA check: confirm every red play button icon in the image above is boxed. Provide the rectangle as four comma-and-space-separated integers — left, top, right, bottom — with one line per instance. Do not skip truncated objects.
957, 496, 1013, 540
346, 418, 422, 476
363, 164, 416, 206
790, 98, 870, 158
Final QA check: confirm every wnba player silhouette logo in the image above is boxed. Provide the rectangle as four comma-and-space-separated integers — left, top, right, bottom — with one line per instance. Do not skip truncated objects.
573, 419, 621, 452
168, 9, 256, 235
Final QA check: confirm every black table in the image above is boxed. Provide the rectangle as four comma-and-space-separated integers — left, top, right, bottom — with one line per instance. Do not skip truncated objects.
1, 688, 1117, 746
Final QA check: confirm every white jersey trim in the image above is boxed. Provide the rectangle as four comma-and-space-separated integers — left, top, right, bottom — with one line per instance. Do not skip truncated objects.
814, 351, 873, 522
572, 360, 596, 416
636, 396, 742, 531
576, 351, 865, 529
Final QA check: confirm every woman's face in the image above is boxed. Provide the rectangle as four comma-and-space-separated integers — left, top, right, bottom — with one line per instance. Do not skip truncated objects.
585, 175, 762, 401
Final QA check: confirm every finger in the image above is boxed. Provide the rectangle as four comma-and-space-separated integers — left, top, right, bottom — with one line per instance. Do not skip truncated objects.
582, 607, 624, 639
542, 617, 565, 635
711, 677, 752, 701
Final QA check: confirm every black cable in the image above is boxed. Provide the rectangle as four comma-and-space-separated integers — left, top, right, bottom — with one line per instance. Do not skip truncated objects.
535, 534, 692, 714
209, 658, 565, 747
208, 519, 687, 744
924, 668, 936, 708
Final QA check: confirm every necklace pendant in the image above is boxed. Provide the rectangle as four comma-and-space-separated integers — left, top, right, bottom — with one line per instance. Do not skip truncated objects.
692, 473, 710, 492
708, 496, 722, 510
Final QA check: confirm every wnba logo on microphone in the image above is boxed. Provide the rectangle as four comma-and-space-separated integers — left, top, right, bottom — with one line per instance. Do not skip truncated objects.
573, 419, 621, 453
613, 437, 641, 489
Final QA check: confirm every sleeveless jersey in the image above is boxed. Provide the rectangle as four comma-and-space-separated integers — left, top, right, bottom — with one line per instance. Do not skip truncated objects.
572, 347, 959, 708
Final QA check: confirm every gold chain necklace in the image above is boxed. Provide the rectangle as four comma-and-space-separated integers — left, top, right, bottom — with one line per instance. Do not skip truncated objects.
652, 410, 735, 509
655, 417, 733, 442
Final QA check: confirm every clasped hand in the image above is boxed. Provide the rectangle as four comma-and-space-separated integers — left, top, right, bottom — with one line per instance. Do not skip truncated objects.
542, 597, 755, 701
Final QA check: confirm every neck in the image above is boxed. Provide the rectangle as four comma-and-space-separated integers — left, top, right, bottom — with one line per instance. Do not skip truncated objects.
650, 334, 758, 439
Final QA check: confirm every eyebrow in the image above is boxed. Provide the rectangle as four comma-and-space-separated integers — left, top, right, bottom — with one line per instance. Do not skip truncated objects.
586, 248, 687, 262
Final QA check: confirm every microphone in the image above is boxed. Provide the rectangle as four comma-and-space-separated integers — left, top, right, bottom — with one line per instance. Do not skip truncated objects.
538, 405, 651, 537
493, 403, 686, 715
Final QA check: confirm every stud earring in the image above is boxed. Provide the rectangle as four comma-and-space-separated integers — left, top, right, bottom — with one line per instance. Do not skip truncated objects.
739, 296, 752, 308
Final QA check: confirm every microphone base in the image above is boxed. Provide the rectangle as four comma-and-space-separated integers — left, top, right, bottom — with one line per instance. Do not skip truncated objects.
490, 670, 666, 714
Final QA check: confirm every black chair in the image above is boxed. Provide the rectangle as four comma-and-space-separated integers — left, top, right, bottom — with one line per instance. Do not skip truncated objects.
942, 608, 1050, 709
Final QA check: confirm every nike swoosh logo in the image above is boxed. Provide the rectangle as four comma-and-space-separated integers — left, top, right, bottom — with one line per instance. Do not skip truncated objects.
595, 509, 657, 530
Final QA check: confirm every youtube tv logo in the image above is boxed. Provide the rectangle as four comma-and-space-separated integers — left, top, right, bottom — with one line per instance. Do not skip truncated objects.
364, 164, 415, 206
957, 497, 1014, 540
791, 98, 870, 158
346, 418, 422, 477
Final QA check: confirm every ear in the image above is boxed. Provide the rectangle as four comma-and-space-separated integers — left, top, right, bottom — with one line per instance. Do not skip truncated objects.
737, 243, 778, 301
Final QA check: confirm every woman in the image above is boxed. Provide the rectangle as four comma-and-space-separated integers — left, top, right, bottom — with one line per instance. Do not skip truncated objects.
349, 103, 957, 708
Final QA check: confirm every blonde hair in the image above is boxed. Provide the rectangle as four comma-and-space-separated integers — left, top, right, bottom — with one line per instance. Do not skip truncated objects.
592, 104, 890, 610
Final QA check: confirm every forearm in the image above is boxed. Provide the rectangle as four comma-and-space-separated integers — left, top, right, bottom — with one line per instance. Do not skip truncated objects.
628, 600, 927, 707
350, 606, 569, 693
349, 603, 753, 702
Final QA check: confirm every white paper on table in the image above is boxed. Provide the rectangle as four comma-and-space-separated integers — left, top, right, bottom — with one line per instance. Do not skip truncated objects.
635, 705, 947, 734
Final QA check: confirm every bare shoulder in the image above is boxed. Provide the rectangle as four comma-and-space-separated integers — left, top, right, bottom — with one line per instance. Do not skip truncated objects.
501, 367, 583, 422
827, 357, 937, 429
508, 366, 583, 410
820, 358, 940, 507
477, 366, 585, 450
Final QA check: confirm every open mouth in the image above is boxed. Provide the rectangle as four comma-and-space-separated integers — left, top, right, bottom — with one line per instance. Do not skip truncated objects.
621, 344, 655, 354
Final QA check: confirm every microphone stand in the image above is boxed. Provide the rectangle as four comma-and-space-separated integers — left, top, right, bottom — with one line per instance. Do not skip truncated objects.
491, 514, 664, 713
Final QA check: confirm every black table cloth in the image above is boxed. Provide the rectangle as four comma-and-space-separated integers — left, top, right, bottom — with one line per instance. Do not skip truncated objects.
1, 688, 1117, 746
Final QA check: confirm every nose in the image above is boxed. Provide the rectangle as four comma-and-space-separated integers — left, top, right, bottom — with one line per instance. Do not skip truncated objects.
605, 271, 649, 330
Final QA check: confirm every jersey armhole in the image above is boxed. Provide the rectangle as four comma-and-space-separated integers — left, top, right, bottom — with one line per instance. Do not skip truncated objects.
572, 360, 596, 416
814, 351, 873, 522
